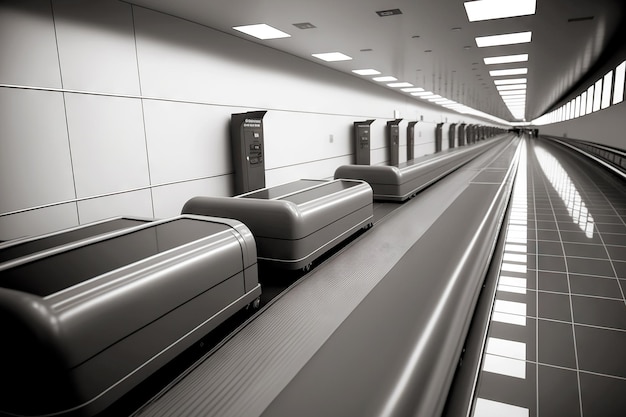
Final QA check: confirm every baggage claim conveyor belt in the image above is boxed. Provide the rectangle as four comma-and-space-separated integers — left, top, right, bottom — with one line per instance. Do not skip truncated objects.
132, 135, 521, 417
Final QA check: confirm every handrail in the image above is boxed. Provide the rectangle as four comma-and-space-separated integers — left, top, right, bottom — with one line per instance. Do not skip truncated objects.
542, 135, 626, 180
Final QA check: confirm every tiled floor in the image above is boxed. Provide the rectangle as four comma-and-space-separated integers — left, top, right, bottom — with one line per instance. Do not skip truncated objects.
472, 138, 626, 417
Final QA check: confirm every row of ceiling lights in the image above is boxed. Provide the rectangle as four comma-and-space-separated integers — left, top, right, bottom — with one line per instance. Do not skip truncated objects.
465, 0, 537, 120
232, 1, 536, 123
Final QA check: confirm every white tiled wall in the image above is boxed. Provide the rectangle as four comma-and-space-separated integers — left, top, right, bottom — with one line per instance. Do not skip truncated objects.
152, 176, 233, 219
0, 88, 75, 213
54, 0, 140, 95
142, 100, 238, 185
65, 93, 150, 198
0, 0, 498, 241
0, 1, 61, 88
0, 203, 78, 241
77, 189, 153, 223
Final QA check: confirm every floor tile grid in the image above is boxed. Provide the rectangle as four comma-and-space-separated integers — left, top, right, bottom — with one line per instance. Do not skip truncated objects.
530, 144, 540, 417
560, 151, 626, 306
531, 148, 626, 303
473, 140, 626, 417
533, 143, 585, 417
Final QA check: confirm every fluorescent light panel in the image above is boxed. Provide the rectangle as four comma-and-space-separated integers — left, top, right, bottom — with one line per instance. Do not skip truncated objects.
411, 91, 433, 96
422, 94, 442, 99
500, 89, 527, 96
402, 87, 425, 92
497, 84, 527, 91
464, 0, 536, 22
494, 78, 527, 85
233, 24, 291, 40
476, 31, 532, 47
312, 52, 352, 62
373, 76, 398, 82
388, 82, 414, 88
352, 69, 381, 75
484, 54, 529, 65
490, 68, 528, 76
502, 94, 527, 99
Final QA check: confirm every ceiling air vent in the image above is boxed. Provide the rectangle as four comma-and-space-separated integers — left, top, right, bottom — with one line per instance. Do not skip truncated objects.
567, 16, 594, 23
293, 22, 316, 29
376, 9, 402, 17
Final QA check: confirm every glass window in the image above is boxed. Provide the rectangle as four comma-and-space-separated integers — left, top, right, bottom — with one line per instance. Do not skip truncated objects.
614, 60, 625, 104
593, 79, 602, 112
586, 85, 594, 113
601, 70, 613, 109
574, 96, 581, 117
580, 91, 587, 116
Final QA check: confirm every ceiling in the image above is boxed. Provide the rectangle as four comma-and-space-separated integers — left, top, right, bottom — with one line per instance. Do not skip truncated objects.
126, 0, 626, 123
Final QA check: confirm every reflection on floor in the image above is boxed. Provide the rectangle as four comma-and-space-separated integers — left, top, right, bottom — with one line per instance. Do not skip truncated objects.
472, 138, 626, 417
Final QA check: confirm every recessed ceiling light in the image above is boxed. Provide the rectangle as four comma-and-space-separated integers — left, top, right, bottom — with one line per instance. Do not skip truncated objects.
388, 82, 414, 88
484, 54, 529, 65
233, 24, 291, 40
312, 52, 352, 62
423, 94, 442, 100
490, 68, 528, 76
373, 76, 398, 82
411, 91, 434, 96
402, 87, 425, 92
352, 69, 381, 75
464, 0, 536, 22
494, 78, 527, 85
497, 84, 527, 91
476, 31, 532, 47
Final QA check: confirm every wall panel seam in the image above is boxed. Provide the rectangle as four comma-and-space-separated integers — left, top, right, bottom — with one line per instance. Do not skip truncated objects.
0, 173, 232, 218
49, 0, 80, 223
0, 84, 425, 121
131, 3, 156, 218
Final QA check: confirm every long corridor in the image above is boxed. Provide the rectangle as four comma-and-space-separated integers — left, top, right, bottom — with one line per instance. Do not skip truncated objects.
472, 137, 626, 417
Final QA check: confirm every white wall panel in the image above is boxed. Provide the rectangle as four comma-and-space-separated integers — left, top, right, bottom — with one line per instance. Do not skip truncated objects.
152, 176, 233, 219
65, 93, 150, 198
53, 0, 140, 95
263, 112, 354, 169
0, 88, 75, 213
416, 142, 436, 157
143, 100, 241, 184
538, 101, 625, 149
0, 203, 78, 241
265, 156, 352, 187
0, 0, 61, 88
77, 189, 153, 224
